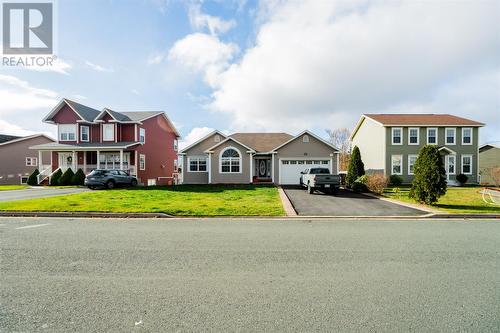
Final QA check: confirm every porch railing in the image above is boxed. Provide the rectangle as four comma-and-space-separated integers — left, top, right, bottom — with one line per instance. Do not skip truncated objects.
37, 164, 53, 184
75, 164, 137, 176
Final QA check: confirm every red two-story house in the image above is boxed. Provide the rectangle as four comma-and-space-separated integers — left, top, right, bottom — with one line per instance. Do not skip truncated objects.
31, 98, 180, 186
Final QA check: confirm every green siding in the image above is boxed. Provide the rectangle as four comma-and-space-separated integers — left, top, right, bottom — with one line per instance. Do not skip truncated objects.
385, 127, 479, 184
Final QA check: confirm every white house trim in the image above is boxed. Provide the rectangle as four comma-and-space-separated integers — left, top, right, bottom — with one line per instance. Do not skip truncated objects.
445, 127, 456, 145
219, 146, 243, 174
391, 127, 403, 145
461, 127, 473, 145
180, 130, 227, 153
427, 127, 438, 145
408, 127, 419, 145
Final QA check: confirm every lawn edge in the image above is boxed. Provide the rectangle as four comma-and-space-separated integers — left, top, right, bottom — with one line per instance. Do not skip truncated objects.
277, 186, 298, 216
363, 191, 440, 214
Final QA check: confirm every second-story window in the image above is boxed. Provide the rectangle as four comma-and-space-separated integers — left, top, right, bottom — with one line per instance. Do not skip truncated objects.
103, 124, 115, 141
140, 128, 146, 143
173, 139, 178, 151
80, 126, 89, 142
392, 128, 402, 145
59, 124, 76, 141
462, 128, 472, 145
427, 128, 437, 145
408, 128, 419, 145
445, 128, 456, 145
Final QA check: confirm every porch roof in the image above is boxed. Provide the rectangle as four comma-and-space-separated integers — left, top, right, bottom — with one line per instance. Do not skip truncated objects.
29, 142, 140, 151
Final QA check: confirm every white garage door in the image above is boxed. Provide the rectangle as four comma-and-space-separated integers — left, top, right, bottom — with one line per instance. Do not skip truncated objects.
279, 159, 331, 185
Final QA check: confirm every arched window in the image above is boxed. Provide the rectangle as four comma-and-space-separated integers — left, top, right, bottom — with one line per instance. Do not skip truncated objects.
303, 135, 309, 143
220, 147, 241, 173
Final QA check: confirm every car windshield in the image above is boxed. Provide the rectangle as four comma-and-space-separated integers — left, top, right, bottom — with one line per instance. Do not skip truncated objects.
310, 168, 330, 174
89, 170, 107, 176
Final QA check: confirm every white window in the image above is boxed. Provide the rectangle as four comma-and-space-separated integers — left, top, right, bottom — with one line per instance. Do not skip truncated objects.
188, 157, 207, 172
391, 155, 403, 175
173, 140, 178, 151
220, 147, 241, 173
103, 124, 115, 141
446, 155, 456, 175
59, 124, 77, 141
80, 125, 89, 142
303, 135, 309, 143
445, 128, 456, 145
392, 128, 402, 145
139, 128, 145, 144
427, 128, 437, 145
20, 176, 29, 184
461, 155, 472, 175
214, 134, 220, 142
408, 155, 417, 175
139, 154, 146, 170
408, 128, 419, 145
147, 179, 156, 186
174, 160, 178, 171
25, 157, 37, 166
462, 128, 472, 145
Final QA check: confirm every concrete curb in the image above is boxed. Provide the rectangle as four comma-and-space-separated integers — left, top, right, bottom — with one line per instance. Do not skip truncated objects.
0, 211, 172, 218
277, 186, 298, 216
360, 191, 439, 214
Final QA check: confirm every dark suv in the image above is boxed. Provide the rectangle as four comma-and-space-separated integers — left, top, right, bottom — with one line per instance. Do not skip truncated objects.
84, 169, 138, 189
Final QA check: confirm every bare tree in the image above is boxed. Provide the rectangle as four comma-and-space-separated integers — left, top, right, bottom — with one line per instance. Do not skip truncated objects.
326, 128, 351, 171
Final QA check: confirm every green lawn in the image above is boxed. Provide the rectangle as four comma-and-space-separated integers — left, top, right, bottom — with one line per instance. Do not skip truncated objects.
0, 185, 285, 216
0, 185, 28, 191
383, 186, 500, 214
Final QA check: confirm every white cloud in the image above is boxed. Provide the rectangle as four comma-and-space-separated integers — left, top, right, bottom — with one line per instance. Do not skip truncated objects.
0, 119, 39, 136
204, 0, 499, 138
179, 126, 216, 150
85, 60, 114, 72
148, 53, 165, 65
189, 4, 236, 36
168, 33, 239, 87
131, 89, 140, 95
24, 58, 72, 75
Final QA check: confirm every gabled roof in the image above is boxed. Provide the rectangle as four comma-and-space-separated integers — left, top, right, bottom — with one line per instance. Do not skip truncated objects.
364, 114, 484, 126
0, 134, 55, 147
179, 130, 227, 154
0, 134, 21, 144
479, 142, 500, 150
205, 136, 256, 153
271, 130, 339, 152
229, 133, 293, 153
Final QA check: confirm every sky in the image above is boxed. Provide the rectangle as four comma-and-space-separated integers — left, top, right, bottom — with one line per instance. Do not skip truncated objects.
0, 0, 499, 149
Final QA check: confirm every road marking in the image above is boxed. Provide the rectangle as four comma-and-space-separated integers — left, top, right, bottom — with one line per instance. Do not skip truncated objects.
15, 223, 51, 230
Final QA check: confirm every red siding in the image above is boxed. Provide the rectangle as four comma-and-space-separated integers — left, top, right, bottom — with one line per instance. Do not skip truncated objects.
52, 105, 81, 123
135, 115, 178, 185
121, 124, 135, 141
91, 124, 100, 142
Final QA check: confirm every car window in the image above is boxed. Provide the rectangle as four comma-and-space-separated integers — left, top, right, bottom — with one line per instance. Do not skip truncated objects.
109, 170, 119, 175
118, 171, 128, 176
310, 168, 330, 174
89, 170, 105, 176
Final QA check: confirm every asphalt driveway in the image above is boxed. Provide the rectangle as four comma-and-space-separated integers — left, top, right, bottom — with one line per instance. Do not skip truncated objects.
283, 186, 426, 216
0, 187, 88, 202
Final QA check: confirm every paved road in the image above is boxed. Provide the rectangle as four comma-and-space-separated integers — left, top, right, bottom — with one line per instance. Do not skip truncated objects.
0, 187, 88, 202
284, 187, 426, 216
1, 217, 499, 332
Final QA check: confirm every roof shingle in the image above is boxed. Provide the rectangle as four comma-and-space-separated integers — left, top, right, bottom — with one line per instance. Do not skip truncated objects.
229, 133, 293, 152
364, 114, 484, 126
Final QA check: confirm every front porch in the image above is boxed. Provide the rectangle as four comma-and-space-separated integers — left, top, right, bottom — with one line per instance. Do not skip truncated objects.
252, 155, 273, 183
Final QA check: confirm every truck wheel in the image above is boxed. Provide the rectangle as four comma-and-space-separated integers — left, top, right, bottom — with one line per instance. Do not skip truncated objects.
331, 188, 339, 196
307, 184, 314, 194
106, 180, 115, 190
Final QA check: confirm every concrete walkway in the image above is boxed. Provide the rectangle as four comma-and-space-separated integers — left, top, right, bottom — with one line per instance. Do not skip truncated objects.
0, 187, 88, 202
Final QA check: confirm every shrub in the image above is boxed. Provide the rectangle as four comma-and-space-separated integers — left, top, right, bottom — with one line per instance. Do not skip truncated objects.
50, 169, 63, 186
456, 173, 468, 186
389, 175, 403, 186
356, 175, 368, 184
409, 145, 447, 205
346, 146, 365, 188
27, 169, 40, 186
58, 168, 75, 186
71, 169, 86, 185
366, 174, 388, 194
351, 181, 367, 192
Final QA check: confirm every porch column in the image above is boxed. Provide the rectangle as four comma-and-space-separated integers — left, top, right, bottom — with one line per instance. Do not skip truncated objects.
83, 151, 87, 173
72, 151, 76, 170
207, 153, 212, 184
119, 149, 124, 170
330, 153, 334, 174
249, 153, 253, 183
38, 150, 42, 169
96, 150, 100, 169
271, 153, 275, 183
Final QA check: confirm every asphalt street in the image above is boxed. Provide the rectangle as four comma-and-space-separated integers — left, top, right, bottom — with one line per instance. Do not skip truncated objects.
0, 187, 88, 202
1, 217, 499, 332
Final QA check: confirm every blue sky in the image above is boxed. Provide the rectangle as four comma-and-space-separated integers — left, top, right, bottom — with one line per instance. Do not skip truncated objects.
1, 0, 499, 147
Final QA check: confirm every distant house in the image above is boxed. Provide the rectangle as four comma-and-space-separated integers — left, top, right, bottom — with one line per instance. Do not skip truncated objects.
350, 114, 484, 185
31, 98, 180, 186
479, 142, 500, 186
179, 130, 339, 185
0, 134, 55, 185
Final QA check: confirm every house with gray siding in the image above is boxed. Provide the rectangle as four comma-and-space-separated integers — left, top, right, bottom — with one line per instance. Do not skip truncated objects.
0, 134, 55, 185
179, 130, 339, 185
350, 114, 484, 184
479, 142, 500, 186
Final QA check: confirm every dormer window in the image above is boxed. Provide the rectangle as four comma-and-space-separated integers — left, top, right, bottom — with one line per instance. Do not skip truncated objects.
214, 134, 220, 142
59, 124, 76, 141
140, 128, 146, 143
103, 124, 115, 141
303, 135, 309, 143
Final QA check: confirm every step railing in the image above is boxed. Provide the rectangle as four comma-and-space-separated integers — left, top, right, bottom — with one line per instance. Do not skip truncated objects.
37, 164, 53, 184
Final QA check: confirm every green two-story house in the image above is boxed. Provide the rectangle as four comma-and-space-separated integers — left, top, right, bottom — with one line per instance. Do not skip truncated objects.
350, 114, 484, 184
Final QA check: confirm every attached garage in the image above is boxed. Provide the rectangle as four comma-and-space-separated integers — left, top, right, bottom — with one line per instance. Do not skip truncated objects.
279, 159, 331, 185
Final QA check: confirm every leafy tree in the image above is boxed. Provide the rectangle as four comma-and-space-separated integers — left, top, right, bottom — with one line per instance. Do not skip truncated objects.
71, 169, 86, 185
50, 169, 63, 186
389, 175, 403, 186
27, 169, 40, 186
346, 146, 365, 188
58, 168, 75, 186
409, 146, 447, 204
